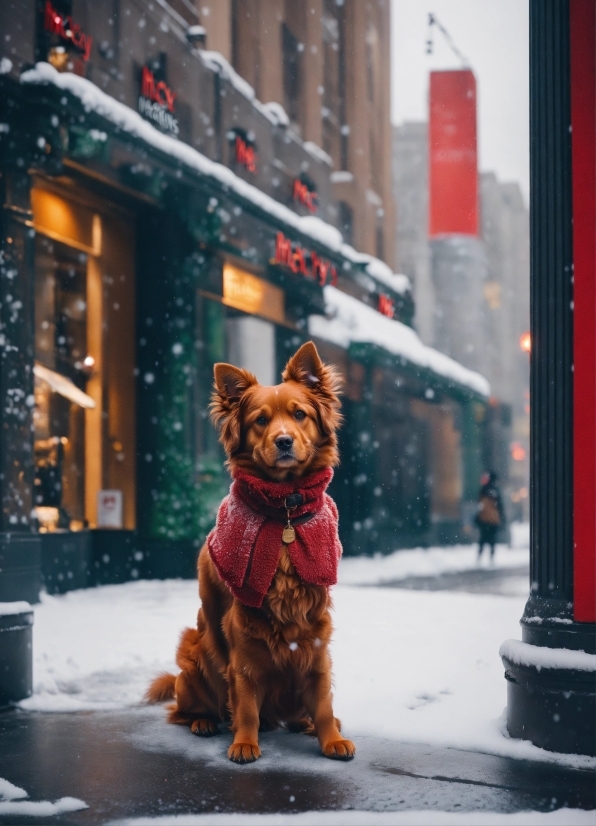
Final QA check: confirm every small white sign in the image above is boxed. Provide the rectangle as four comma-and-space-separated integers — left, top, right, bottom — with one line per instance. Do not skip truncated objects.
97, 490, 123, 528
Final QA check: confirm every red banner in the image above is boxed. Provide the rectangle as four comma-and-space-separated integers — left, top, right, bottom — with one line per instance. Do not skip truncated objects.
571, 0, 595, 623
429, 70, 478, 237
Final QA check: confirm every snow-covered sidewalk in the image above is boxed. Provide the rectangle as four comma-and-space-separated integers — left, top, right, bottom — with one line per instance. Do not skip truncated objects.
339, 536, 528, 586
20, 530, 593, 770
108, 811, 596, 825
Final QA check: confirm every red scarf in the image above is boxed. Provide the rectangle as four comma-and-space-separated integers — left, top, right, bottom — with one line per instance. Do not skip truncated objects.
207, 468, 342, 608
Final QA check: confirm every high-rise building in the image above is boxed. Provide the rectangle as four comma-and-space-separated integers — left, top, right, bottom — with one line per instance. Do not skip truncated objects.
392, 122, 433, 343
200, 0, 395, 267
393, 120, 530, 511
480, 173, 530, 511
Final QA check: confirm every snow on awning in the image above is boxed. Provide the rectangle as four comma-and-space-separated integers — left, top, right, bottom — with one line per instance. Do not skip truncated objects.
34, 363, 96, 409
308, 286, 490, 398
19, 63, 411, 297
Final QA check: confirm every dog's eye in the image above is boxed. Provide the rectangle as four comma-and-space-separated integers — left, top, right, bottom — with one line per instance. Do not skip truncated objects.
255, 415, 268, 427
294, 410, 306, 421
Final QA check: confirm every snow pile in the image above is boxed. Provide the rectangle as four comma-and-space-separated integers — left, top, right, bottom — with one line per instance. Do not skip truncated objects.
0, 778, 27, 801
0, 776, 87, 817
330, 170, 353, 183
108, 810, 596, 825
500, 640, 596, 672
309, 286, 490, 396
339, 543, 527, 587
19, 63, 409, 301
261, 101, 290, 128
0, 601, 31, 616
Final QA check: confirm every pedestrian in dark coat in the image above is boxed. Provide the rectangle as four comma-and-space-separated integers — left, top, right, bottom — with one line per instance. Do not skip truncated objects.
475, 471, 505, 561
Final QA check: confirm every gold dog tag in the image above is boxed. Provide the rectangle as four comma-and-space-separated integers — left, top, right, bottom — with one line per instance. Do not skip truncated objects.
282, 524, 296, 544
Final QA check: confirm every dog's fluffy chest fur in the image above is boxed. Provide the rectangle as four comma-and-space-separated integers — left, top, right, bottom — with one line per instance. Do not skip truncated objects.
233, 548, 332, 672
266, 547, 329, 628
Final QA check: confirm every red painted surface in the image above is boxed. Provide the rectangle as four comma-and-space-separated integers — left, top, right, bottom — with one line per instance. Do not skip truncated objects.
571, 0, 596, 623
429, 70, 478, 237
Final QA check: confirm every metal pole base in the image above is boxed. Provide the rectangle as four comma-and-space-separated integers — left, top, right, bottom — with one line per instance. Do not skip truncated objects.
502, 648, 595, 757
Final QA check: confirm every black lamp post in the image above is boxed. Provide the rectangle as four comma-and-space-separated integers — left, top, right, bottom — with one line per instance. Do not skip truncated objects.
500, 0, 595, 757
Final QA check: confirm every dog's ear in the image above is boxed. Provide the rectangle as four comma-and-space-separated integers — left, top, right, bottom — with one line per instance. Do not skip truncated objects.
213, 363, 257, 402
282, 341, 326, 389
283, 342, 343, 436
210, 363, 257, 455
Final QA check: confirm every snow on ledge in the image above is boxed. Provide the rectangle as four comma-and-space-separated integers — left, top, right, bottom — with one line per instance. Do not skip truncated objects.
20, 63, 406, 292
260, 101, 290, 127
500, 639, 596, 672
199, 50, 256, 103
303, 140, 333, 167
309, 286, 490, 397
331, 170, 354, 183
0, 601, 32, 616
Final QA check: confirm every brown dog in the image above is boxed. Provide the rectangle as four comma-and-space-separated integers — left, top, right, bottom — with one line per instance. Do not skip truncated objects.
147, 341, 355, 763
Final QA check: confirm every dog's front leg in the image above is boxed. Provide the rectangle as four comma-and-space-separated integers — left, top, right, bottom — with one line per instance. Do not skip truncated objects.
303, 664, 355, 761
227, 667, 263, 763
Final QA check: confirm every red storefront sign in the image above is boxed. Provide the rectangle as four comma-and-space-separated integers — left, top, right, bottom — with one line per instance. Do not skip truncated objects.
140, 66, 176, 112
235, 136, 257, 173
378, 294, 395, 318
138, 66, 179, 136
429, 70, 478, 237
43, 0, 92, 61
293, 179, 318, 213
570, 0, 595, 623
273, 232, 338, 286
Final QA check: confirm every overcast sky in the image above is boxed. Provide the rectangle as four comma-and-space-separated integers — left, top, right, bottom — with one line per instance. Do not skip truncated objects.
391, 0, 529, 204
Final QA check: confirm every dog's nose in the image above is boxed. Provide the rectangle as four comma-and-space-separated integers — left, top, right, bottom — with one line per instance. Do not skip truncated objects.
275, 435, 294, 451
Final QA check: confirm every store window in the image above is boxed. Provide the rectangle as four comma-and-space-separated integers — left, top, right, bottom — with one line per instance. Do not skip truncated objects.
411, 397, 463, 523
322, 0, 344, 167
282, 23, 301, 127
31, 182, 136, 533
33, 236, 93, 530
338, 201, 353, 246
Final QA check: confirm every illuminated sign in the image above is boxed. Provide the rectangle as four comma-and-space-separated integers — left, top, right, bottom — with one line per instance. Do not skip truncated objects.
235, 135, 257, 173
43, 0, 92, 61
223, 264, 284, 324
378, 294, 395, 318
292, 179, 318, 213
273, 232, 338, 287
138, 66, 179, 136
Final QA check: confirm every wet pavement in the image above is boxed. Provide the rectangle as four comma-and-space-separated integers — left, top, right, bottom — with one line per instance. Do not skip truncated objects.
0, 708, 593, 824
377, 565, 529, 596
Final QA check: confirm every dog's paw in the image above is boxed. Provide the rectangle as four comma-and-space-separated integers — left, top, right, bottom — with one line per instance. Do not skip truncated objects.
190, 718, 219, 737
228, 742, 261, 763
321, 738, 356, 760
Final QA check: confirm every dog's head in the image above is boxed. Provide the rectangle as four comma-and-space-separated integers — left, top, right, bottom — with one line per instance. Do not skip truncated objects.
210, 341, 342, 481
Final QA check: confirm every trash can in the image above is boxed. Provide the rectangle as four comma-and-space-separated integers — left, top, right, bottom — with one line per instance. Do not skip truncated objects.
0, 603, 33, 708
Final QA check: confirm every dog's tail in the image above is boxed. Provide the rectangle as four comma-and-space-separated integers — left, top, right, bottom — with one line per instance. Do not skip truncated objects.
145, 672, 177, 704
